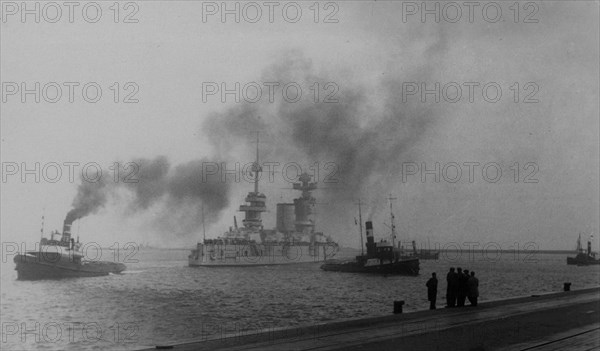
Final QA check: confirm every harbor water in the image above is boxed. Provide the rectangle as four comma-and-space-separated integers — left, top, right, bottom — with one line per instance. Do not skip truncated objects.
1, 248, 599, 350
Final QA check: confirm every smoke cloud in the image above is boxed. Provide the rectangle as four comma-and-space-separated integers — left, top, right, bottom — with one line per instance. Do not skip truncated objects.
64, 157, 231, 234
203, 50, 443, 225
66, 41, 446, 240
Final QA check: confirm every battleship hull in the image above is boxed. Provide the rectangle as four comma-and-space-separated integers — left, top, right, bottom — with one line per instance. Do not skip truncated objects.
320, 257, 420, 276
189, 242, 338, 266
14, 252, 126, 280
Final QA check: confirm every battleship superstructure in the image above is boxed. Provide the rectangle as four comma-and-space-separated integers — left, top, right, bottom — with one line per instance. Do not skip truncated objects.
188, 139, 338, 266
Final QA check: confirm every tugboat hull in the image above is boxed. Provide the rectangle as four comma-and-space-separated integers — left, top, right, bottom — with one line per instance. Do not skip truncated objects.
321, 258, 420, 276
567, 255, 600, 266
14, 253, 126, 280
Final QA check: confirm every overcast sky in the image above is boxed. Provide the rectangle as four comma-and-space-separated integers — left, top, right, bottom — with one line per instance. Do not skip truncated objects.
1, 1, 598, 251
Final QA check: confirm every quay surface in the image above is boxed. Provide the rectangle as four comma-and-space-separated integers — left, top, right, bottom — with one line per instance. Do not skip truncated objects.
139, 287, 600, 351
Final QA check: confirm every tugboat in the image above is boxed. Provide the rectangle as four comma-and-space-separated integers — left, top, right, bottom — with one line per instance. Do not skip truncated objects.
188, 134, 339, 266
321, 221, 420, 275
14, 218, 126, 280
320, 198, 419, 275
567, 234, 600, 266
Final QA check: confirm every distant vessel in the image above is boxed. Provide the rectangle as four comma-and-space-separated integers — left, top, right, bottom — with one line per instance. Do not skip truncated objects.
14, 218, 126, 280
410, 241, 439, 260
320, 198, 419, 275
188, 135, 339, 267
567, 234, 600, 266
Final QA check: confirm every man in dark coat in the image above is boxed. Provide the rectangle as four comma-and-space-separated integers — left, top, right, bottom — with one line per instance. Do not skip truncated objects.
446, 267, 457, 307
467, 271, 479, 306
456, 267, 468, 307
426, 272, 438, 310
462, 269, 470, 305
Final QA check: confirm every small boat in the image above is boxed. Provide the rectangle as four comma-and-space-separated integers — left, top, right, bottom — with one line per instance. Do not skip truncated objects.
14, 219, 126, 280
567, 233, 600, 266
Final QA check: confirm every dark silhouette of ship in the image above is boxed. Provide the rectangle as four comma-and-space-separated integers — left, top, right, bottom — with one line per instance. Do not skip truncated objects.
567, 233, 600, 266
13, 219, 126, 280
321, 221, 419, 275
321, 198, 419, 275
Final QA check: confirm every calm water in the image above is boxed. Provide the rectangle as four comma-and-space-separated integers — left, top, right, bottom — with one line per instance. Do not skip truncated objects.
1, 248, 599, 350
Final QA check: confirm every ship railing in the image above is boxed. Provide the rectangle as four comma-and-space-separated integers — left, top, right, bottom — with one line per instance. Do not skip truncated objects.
203, 238, 258, 245
200, 241, 338, 262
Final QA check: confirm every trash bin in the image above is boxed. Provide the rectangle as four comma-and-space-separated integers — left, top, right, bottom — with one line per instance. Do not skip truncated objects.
564, 282, 571, 291
393, 300, 405, 314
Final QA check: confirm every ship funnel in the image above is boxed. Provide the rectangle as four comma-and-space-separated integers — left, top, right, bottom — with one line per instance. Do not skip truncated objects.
365, 221, 375, 256
62, 221, 72, 243
366, 221, 374, 238
588, 241, 592, 255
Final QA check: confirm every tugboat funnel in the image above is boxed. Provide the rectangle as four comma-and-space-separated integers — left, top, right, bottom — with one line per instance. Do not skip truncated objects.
366, 221, 374, 240
365, 221, 375, 255
62, 222, 72, 243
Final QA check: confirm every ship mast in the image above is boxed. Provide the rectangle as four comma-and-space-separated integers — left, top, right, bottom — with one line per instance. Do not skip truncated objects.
40, 213, 44, 253
40, 214, 44, 240
239, 132, 266, 234
202, 203, 206, 242
254, 131, 260, 194
356, 199, 364, 255
388, 194, 397, 249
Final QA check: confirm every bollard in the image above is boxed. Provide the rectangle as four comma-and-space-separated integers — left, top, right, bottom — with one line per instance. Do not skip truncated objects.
564, 282, 571, 292
393, 300, 405, 314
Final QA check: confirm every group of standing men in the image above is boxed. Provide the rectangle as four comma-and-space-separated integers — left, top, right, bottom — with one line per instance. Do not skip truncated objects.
425, 267, 479, 310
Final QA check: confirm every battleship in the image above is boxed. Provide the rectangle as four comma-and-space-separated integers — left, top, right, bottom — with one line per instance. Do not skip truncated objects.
567, 234, 600, 266
320, 198, 420, 275
188, 138, 339, 267
13, 219, 126, 280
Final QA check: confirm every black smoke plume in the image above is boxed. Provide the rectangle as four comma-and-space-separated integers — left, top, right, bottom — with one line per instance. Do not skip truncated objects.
64, 157, 230, 234
203, 50, 443, 223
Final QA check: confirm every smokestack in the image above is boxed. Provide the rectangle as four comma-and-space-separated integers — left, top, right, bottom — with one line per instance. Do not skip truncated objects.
366, 221, 374, 240
365, 221, 375, 256
62, 221, 72, 243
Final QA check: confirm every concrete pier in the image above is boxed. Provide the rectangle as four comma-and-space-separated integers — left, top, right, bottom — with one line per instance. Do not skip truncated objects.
139, 287, 600, 351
